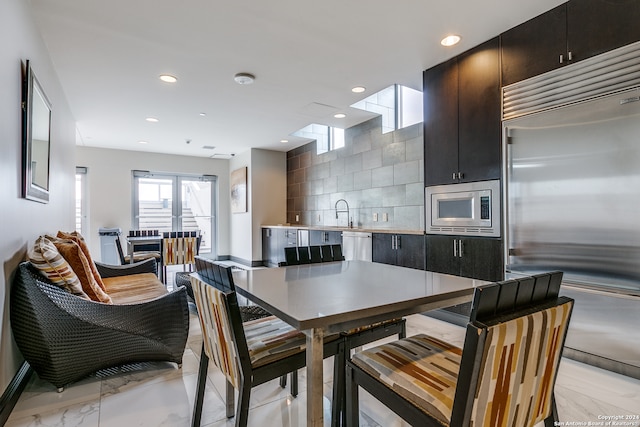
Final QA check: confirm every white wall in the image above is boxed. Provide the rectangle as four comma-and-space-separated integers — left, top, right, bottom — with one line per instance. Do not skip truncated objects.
76, 146, 231, 259
229, 149, 286, 264
0, 0, 77, 392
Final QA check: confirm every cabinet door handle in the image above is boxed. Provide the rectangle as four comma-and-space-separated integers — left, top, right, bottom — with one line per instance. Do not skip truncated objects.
560, 54, 564, 64
459, 239, 464, 258
453, 239, 458, 257
392, 235, 396, 250
568, 51, 573, 61
452, 172, 457, 180
396, 235, 401, 250
457, 172, 464, 180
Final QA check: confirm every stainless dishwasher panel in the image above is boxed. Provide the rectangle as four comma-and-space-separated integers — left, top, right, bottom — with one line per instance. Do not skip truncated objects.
342, 231, 372, 261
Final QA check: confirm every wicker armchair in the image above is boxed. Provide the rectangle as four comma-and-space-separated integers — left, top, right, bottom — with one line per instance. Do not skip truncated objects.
10, 260, 189, 391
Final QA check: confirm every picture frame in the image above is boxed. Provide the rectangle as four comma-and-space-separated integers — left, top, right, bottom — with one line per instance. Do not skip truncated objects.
22, 60, 52, 203
230, 167, 247, 213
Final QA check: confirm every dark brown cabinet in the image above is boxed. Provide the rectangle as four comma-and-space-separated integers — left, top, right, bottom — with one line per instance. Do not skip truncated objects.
372, 233, 425, 270
424, 37, 501, 186
426, 235, 503, 282
501, 0, 640, 86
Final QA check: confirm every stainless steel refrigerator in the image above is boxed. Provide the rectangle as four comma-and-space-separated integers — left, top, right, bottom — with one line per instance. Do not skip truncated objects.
502, 42, 640, 376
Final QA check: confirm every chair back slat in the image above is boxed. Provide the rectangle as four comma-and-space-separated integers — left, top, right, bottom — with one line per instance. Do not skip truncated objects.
514, 277, 535, 307
531, 273, 551, 303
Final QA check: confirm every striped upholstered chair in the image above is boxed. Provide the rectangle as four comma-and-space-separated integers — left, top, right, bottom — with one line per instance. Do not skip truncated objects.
190, 265, 341, 427
161, 231, 200, 284
345, 271, 574, 427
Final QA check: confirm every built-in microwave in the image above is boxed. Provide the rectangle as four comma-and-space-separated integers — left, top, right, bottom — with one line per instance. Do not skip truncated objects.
425, 180, 501, 237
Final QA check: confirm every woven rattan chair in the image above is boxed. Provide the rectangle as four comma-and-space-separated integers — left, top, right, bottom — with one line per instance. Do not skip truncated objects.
346, 271, 574, 427
10, 260, 189, 392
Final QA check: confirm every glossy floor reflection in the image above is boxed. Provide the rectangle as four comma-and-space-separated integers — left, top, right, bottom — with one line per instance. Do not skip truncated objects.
6, 302, 640, 426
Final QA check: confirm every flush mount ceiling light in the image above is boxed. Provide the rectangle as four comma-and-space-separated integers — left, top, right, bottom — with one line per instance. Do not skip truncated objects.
441, 35, 461, 47
138, 140, 149, 144
351, 86, 366, 93
334, 113, 347, 119
234, 72, 255, 85
145, 117, 159, 122
280, 139, 289, 143
159, 74, 177, 83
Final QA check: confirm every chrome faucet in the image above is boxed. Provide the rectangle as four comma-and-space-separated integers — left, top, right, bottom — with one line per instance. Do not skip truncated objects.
334, 199, 352, 228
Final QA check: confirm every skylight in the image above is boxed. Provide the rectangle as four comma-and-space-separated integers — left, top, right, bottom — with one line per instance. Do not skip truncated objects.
351, 84, 423, 133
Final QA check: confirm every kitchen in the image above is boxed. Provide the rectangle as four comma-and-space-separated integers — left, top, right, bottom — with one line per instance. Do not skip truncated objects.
264, 0, 640, 383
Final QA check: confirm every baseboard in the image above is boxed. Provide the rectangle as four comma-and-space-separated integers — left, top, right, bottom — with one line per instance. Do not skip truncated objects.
563, 348, 640, 380
0, 362, 33, 426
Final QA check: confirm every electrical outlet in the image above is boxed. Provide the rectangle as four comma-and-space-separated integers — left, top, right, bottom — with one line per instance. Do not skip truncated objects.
373, 213, 378, 222
382, 213, 388, 222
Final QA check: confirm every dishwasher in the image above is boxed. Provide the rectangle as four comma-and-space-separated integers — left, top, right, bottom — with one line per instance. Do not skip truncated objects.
341, 231, 372, 261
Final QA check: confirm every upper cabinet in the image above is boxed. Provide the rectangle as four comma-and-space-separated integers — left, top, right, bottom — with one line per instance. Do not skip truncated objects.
424, 37, 501, 186
501, 0, 640, 87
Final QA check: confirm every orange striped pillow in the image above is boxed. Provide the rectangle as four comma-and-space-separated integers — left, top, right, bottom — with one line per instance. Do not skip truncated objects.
57, 231, 108, 292
52, 237, 113, 304
27, 236, 89, 299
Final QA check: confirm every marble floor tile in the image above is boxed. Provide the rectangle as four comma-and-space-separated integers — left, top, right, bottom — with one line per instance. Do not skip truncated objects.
6, 313, 640, 427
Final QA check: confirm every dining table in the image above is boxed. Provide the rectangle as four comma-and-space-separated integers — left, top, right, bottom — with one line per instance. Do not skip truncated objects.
231, 260, 489, 426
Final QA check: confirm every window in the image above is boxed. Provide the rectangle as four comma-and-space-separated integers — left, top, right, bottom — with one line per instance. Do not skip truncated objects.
293, 124, 345, 155
132, 171, 217, 256
75, 167, 87, 235
351, 84, 423, 133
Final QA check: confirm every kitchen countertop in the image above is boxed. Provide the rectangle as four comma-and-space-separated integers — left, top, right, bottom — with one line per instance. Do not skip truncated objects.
261, 224, 425, 235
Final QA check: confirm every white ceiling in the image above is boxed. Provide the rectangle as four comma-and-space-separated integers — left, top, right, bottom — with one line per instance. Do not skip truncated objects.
29, 0, 565, 158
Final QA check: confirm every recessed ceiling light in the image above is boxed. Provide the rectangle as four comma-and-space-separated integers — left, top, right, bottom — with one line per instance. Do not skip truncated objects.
138, 140, 148, 144
159, 74, 177, 83
199, 112, 207, 117
441, 35, 461, 47
280, 139, 289, 143
351, 86, 366, 93
146, 117, 159, 123
234, 72, 255, 85
334, 113, 347, 119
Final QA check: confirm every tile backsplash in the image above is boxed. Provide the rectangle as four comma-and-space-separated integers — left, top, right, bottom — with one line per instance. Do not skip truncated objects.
287, 116, 424, 230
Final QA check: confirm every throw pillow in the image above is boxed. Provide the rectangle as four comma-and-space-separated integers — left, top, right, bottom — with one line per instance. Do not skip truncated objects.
27, 236, 89, 299
57, 231, 108, 292
51, 236, 113, 304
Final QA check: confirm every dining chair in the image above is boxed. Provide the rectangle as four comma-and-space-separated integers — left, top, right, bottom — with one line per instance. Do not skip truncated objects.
345, 271, 574, 427
190, 266, 341, 427
309, 245, 323, 263
161, 231, 201, 284
283, 246, 299, 266
320, 244, 333, 262
297, 246, 311, 264
115, 235, 161, 265
330, 244, 344, 261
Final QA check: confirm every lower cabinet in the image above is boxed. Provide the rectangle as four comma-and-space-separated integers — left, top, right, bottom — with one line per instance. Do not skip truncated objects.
309, 230, 342, 245
372, 233, 425, 270
262, 228, 298, 267
426, 235, 503, 282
